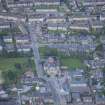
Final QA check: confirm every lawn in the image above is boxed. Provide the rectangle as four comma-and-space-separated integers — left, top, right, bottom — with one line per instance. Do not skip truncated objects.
48, 30, 67, 34
0, 71, 4, 84
0, 57, 35, 71
32, 5, 59, 10
39, 47, 58, 57
0, 31, 8, 35
0, 28, 21, 35
61, 57, 83, 69
39, 47, 47, 57
0, 57, 37, 85
0, 57, 27, 71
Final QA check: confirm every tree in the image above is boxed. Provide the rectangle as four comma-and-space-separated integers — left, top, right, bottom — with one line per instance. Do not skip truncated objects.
2, 69, 21, 85
101, 25, 105, 36
1, 0, 9, 12
101, 67, 105, 95
95, 44, 103, 51
46, 48, 58, 56
32, 83, 37, 91
0, 34, 7, 56
32, 4, 36, 12
101, 80, 105, 95
10, 22, 17, 54
64, 0, 72, 10
14, 63, 22, 70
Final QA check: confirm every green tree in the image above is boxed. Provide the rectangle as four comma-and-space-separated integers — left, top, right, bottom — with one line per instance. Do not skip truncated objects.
2, 69, 20, 85
84, 67, 91, 83
101, 67, 105, 95
10, 23, 17, 54
46, 48, 58, 56
0, 35, 7, 56
32, 83, 37, 91
95, 44, 103, 51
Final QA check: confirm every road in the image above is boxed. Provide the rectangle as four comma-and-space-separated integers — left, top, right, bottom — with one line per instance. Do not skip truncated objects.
28, 21, 44, 77
48, 77, 67, 105
16, 21, 28, 35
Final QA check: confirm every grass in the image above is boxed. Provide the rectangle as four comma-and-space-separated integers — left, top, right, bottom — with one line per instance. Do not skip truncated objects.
32, 5, 59, 10
48, 30, 67, 34
48, 29, 89, 35
32, 4, 69, 13
39, 47, 84, 70
0, 57, 27, 71
0, 57, 35, 72
61, 57, 83, 69
39, 47, 47, 57
0, 31, 8, 35
0, 71, 4, 84
39, 47, 58, 58
0, 57, 28, 84
0, 28, 21, 36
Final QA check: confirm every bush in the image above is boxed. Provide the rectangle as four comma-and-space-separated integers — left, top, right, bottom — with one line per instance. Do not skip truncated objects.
14, 63, 22, 70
